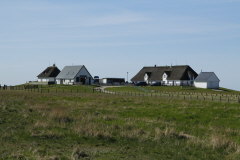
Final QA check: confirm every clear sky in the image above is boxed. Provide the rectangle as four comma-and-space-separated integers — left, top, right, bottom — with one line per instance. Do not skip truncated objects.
0, 0, 240, 90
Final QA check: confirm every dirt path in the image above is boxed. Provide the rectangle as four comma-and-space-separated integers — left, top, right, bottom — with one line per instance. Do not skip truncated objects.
95, 86, 121, 94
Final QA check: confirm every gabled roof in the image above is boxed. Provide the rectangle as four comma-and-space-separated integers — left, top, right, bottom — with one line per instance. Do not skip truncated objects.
56, 65, 84, 79
37, 65, 61, 78
195, 72, 220, 82
131, 65, 198, 82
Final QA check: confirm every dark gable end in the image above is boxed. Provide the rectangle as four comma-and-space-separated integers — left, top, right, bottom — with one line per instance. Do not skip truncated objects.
178, 66, 198, 80
131, 65, 198, 82
37, 65, 61, 78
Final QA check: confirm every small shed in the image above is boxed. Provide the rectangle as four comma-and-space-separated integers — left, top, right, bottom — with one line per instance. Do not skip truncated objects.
37, 64, 61, 84
100, 78, 125, 85
194, 72, 220, 89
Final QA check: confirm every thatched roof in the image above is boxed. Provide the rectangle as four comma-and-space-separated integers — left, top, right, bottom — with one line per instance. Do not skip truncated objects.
37, 64, 61, 78
131, 65, 198, 82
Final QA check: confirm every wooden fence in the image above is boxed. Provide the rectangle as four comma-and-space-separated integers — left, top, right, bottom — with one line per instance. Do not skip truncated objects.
0, 85, 240, 104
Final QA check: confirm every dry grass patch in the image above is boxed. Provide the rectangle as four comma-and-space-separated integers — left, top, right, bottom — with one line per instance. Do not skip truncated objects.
210, 135, 238, 153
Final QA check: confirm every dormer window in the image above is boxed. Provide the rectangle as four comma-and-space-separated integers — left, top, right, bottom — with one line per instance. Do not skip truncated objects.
144, 72, 152, 82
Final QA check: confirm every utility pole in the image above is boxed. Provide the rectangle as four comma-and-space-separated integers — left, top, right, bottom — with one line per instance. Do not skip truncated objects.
127, 72, 129, 83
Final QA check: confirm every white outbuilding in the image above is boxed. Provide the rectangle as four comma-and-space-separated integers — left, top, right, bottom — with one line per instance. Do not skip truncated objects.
194, 72, 220, 89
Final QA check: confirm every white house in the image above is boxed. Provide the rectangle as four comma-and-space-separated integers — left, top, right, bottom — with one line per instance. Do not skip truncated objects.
194, 72, 220, 89
56, 65, 93, 85
131, 65, 198, 86
37, 64, 61, 84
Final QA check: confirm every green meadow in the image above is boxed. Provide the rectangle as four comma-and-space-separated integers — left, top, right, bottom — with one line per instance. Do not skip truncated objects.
1, 86, 240, 159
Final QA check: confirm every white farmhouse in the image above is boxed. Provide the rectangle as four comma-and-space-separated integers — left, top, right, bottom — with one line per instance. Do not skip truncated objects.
194, 72, 220, 89
131, 65, 198, 86
56, 65, 93, 85
37, 64, 61, 84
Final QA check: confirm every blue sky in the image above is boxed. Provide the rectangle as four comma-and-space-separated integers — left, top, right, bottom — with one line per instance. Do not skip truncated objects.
0, 0, 240, 90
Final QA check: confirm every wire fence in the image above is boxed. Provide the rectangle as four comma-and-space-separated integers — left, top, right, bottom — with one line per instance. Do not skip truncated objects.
95, 88, 240, 104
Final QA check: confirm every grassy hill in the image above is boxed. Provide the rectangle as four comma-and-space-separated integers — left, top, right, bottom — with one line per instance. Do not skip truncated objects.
1, 86, 240, 159
106, 86, 240, 94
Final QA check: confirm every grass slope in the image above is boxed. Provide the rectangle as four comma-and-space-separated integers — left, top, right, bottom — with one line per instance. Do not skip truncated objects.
106, 86, 240, 94
1, 89, 240, 159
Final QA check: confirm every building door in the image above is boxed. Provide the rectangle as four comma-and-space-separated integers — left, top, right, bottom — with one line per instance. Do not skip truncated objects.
76, 77, 80, 83
88, 78, 91, 85
60, 79, 63, 85
80, 76, 86, 85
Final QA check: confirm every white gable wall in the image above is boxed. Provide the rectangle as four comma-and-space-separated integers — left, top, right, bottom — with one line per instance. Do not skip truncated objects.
207, 81, 219, 89
74, 66, 92, 85
76, 67, 92, 79
208, 74, 220, 82
162, 73, 168, 84
144, 74, 149, 83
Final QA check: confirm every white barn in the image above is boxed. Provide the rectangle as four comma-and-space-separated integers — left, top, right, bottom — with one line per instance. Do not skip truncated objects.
56, 65, 93, 85
194, 72, 220, 89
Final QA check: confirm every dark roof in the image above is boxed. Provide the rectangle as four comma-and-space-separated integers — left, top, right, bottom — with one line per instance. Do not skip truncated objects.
131, 65, 198, 82
37, 65, 61, 78
195, 72, 220, 82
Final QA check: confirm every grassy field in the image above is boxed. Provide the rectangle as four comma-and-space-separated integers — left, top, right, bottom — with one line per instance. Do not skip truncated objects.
106, 86, 240, 94
1, 86, 240, 159
105, 86, 240, 103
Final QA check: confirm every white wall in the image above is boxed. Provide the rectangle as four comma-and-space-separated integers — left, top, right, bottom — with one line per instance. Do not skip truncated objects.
195, 81, 219, 89
38, 78, 55, 82
162, 73, 168, 84
194, 82, 208, 88
102, 79, 107, 84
